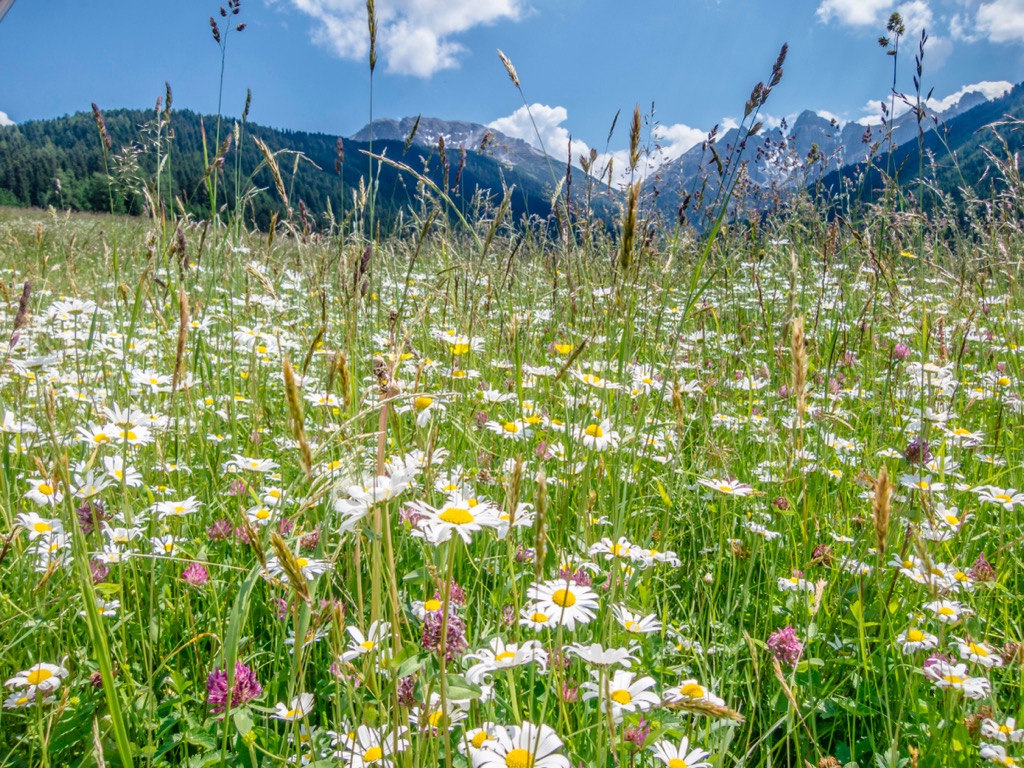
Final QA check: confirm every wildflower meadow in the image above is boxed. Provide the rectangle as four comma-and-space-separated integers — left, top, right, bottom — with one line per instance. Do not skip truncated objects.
1, 7, 1024, 768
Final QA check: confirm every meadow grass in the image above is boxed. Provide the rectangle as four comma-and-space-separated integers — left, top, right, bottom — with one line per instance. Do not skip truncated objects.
0, 179, 1023, 768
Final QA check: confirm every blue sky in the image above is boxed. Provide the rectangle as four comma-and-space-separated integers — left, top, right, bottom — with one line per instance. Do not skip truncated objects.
1, 0, 1021, 169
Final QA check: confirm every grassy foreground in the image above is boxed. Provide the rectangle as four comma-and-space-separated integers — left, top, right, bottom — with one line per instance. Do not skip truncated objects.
0, 195, 1023, 768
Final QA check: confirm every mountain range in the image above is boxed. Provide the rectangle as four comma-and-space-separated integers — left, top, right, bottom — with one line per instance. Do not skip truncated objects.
0, 82, 1020, 228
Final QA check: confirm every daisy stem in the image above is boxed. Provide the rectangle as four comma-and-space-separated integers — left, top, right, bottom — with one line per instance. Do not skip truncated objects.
506, 667, 521, 723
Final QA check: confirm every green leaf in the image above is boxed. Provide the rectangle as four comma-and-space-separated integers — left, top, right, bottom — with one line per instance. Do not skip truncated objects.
233, 707, 254, 737
444, 674, 482, 702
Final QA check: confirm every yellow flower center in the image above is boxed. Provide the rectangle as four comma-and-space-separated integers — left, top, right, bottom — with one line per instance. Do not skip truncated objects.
505, 748, 535, 768
255, 509, 270, 520
943, 675, 964, 685
427, 711, 445, 727
38, 483, 54, 496
26, 669, 52, 685
94, 434, 109, 443
584, 424, 604, 438
624, 620, 638, 631
995, 494, 1012, 503
363, 746, 383, 763
938, 607, 955, 616
680, 682, 705, 699
503, 422, 520, 433
944, 515, 960, 526
452, 343, 470, 355
969, 643, 989, 657
471, 731, 489, 749
530, 612, 548, 623
997, 376, 1011, 386
668, 760, 689, 768
718, 484, 734, 493
296, 558, 309, 568
907, 629, 925, 642
495, 651, 516, 662
33, 522, 52, 533
554, 343, 573, 354
610, 689, 632, 706
439, 508, 474, 525
424, 599, 442, 611
125, 431, 137, 442
414, 396, 434, 410
551, 589, 576, 607
360, 640, 375, 651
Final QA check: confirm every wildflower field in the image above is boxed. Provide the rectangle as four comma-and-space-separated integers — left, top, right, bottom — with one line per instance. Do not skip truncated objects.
2, 175, 1024, 768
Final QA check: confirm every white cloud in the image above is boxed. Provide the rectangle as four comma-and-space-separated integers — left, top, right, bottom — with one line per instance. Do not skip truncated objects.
652, 123, 705, 161
816, 0, 936, 36
898, 0, 933, 34
816, 109, 846, 126
489, 104, 715, 187
287, 0, 522, 77
856, 79, 1012, 123
489, 103, 582, 160
816, 0, 893, 26
976, 0, 1024, 42
0, 111, 12, 127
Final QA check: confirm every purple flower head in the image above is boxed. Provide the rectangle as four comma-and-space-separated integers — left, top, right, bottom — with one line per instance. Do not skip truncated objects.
77, 500, 109, 536
515, 546, 535, 564
182, 562, 210, 587
206, 662, 262, 713
767, 625, 804, 667
892, 342, 911, 361
208, 517, 233, 541
397, 675, 417, 708
421, 608, 467, 663
623, 717, 651, 749
90, 559, 109, 585
904, 436, 932, 467
229, 479, 249, 496
969, 552, 996, 583
443, 581, 467, 606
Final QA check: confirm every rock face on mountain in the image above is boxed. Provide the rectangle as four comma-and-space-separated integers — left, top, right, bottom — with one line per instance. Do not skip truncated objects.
643, 86, 1016, 218
351, 117, 548, 170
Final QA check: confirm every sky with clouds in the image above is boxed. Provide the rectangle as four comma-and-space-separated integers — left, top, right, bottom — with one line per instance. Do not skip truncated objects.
1, 0, 1021, 174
